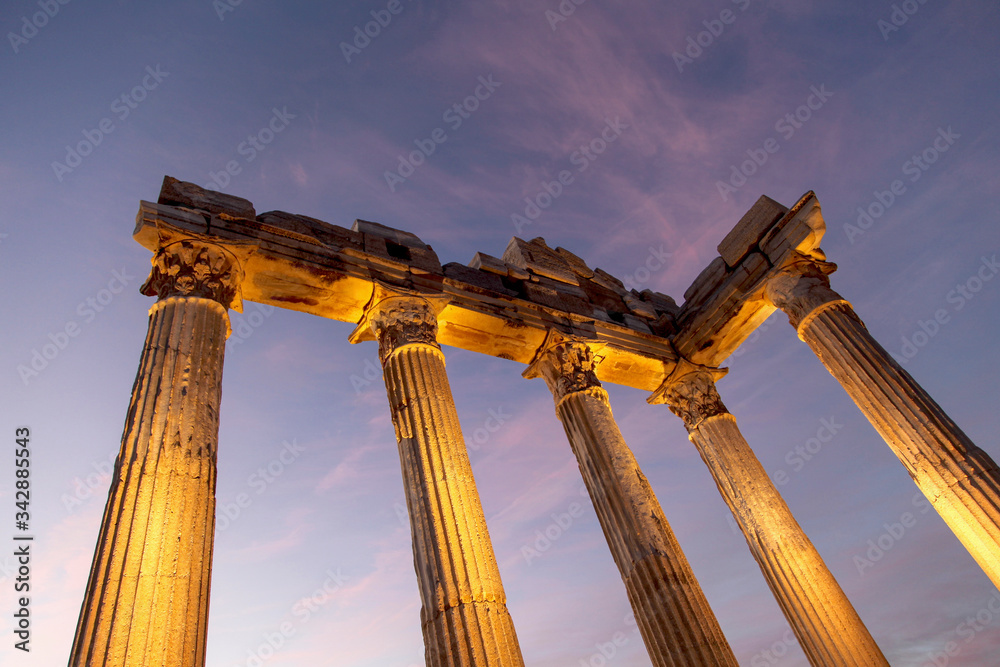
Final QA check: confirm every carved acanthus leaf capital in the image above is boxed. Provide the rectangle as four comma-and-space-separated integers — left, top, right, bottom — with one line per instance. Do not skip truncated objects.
524, 331, 603, 405
648, 359, 729, 431
350, 288, 444, 363
140, 240, 243, 309
764, 254, 845, 331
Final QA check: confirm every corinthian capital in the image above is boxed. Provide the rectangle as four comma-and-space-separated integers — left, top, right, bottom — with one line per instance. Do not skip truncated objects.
648, 359, 729, 431
140, 240, 243, 309
350, 286, 446, 362
523, 331, 604, 406
764, 253, 846, 331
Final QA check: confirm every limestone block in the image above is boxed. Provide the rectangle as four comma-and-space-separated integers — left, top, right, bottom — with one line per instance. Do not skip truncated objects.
352, 218, 430, 249
468, 252, 508, 275
622, 313, 652, 334
639, 289, 679, 317
158, 175, 256, 220
759, 193, 825, 265
717, 195, 787, 267
624, 292, 658, 320
555, 246, 596, 278
256, 211, 364, 251
522, 280, 591, 315
502, 237, 579, 285
592, 268, 626, 294
442, 263, 518, 297
682, 256, 728, 307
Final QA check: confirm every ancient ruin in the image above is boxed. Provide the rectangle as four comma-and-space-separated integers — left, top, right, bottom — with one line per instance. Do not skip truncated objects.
69, 176, 1000, 666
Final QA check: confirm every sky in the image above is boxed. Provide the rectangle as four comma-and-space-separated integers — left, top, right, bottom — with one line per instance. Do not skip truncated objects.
2, 0, 999, 665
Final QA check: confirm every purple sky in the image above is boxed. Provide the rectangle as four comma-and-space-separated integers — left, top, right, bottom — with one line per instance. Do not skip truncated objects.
3, 1, 1000, 665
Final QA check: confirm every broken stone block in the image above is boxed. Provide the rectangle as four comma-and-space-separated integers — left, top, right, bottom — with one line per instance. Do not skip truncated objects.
469, 252, 509, 276
717, 195, 788, 268
591, 268, 626, 294
640, 289, 679, 316
683, 256, 728, 307
442, 263, 518, 297
158, 175, 256, 220
555, 246, 595, 279
256, 211, 364, 250
502, 237, 579, 285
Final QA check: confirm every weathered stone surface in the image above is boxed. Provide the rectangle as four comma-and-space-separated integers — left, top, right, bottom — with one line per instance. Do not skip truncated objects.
682, 256, 727, 307
524, 336, 738, 667
555, 245, 595, 279
502, 237, 579, 285
766, 256, 1000, 590
759, 192, 824, 266
673, 192, 825, 366
592, 267, 626, 294
352, 218, 430, 249
443, 263, 518, 297
257, 211, 364, 250
468, 251, 508, 276
717, 195, 787, 267
624, 291, 658, 320
71, 240, 242, 667
649, 362, 888, 667
355, 293, 525, 667
640, 289, 679, 316
158, 175, 256, 220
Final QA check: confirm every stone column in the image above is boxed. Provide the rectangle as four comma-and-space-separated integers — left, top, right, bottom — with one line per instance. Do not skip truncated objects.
764, 254, 1000, 589
524, 334, 737, 667
350, 289, 524, 667
649, 360, 887, 667
70, 240, 243, 667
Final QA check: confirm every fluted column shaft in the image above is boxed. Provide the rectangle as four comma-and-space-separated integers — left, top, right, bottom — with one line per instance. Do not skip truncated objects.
765, 256, 1000, 589
650, 362, 887, 667
70, 240, 242, 667
525, 337, 737, 666
355, 292, 523, 667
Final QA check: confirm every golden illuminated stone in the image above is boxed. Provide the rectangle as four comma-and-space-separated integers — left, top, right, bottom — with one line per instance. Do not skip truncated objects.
525, 332, 738, 666
766, 254, 1000, 590
650, 359, 888, 667
351, 287, 524, 667
70, 240, 242, 667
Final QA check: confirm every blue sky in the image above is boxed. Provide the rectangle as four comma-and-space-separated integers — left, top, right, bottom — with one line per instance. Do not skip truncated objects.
2, 1, 999, 665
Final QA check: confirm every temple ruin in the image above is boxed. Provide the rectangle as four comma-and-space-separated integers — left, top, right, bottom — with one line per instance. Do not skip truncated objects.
69, 176, 1000, 666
